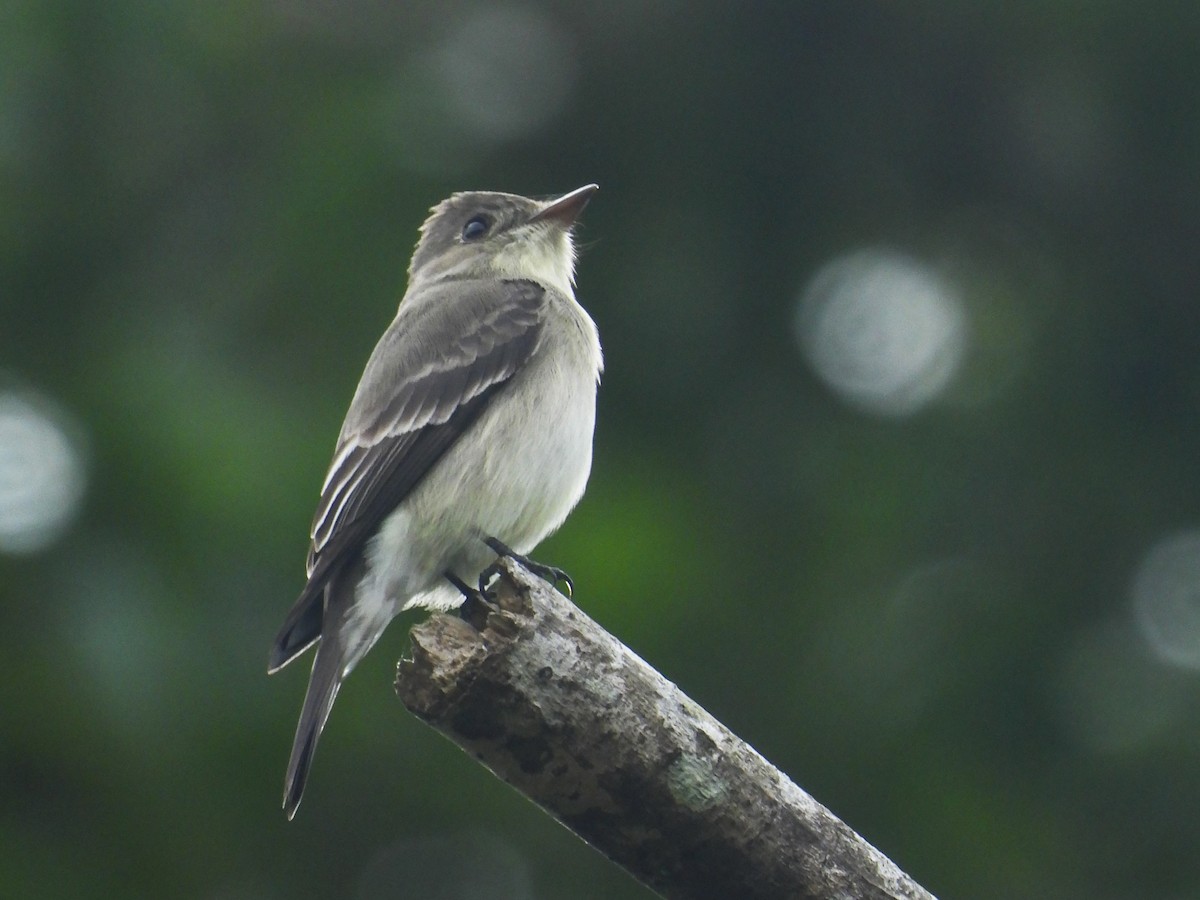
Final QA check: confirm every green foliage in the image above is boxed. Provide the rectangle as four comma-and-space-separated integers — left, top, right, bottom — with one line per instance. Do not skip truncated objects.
3, 3, 1200, 898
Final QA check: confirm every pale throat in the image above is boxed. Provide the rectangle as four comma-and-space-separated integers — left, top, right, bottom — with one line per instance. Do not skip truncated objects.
491, 231, 577, 297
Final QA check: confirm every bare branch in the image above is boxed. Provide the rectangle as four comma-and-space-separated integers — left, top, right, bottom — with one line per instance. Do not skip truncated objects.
395, 560, 936, 900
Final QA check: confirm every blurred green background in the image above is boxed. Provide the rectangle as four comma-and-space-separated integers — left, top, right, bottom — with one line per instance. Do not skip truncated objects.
3, 2, 1200, 898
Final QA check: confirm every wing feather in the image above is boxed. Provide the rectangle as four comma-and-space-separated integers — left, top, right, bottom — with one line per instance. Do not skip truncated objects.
269, 278, 547, 672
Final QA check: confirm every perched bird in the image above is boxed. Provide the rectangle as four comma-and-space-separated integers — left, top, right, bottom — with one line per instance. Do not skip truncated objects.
268, 185, 603, 818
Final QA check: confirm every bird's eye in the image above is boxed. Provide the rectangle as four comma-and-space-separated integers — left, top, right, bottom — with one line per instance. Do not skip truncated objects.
461, 215, 490, 241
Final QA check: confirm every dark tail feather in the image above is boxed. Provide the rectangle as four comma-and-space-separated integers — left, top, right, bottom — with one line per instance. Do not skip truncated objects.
268, 584, 324, 674
283, 637, 344, 819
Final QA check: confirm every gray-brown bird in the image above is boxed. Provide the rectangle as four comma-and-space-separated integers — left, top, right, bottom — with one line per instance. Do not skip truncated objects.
268, 185, 602, 818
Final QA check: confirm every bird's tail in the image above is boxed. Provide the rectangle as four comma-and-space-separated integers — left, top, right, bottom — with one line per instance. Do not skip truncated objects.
283, 634, 344, 819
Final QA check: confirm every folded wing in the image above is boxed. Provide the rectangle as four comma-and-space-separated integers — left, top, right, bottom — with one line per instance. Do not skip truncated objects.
268, 278, 547, 672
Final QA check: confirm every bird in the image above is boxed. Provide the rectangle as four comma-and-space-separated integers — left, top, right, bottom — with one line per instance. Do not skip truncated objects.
268, 185, 603, 819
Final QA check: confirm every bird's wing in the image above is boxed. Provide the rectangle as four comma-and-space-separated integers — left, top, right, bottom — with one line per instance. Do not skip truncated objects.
269, 278, 547, 671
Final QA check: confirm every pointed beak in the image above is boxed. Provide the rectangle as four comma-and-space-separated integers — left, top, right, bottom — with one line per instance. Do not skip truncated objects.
529, 184, 599, 227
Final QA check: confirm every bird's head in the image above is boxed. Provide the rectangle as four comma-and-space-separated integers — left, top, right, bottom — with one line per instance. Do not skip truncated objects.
408, 185, 598, 297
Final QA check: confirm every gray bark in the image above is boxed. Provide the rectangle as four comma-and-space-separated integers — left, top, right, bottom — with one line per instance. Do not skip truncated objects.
395, 559, 936, 900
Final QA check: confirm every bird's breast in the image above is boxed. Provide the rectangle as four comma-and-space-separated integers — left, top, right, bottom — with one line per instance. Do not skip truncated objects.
470, 318, 599, 540
379, 296, 601, 607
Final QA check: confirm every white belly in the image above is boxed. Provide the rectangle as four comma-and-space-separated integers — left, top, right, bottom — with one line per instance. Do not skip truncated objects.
366, 298, 601, 616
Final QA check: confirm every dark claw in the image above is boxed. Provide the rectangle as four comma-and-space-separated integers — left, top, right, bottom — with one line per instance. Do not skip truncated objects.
477, 562, 501, 594
483, 537, 574, 598
446, 571, 496, 628
551, 568, 574, 599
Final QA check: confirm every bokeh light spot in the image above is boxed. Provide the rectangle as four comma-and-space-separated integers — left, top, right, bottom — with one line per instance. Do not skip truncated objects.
1131, 530, 1200, 670
796, 248, 968, 417
429, 6, 576, 142
0, 390, 87, 554
828, 557, 1003, 732
1055, 619, 1190, 755
357, 832, 532, 900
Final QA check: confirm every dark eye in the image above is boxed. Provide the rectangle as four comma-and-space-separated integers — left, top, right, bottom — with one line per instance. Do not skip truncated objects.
461, 215, 490, 241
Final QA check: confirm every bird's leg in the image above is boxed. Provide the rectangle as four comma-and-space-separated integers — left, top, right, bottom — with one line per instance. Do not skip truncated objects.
480, 536, 574, 598
446, 571, 496, 629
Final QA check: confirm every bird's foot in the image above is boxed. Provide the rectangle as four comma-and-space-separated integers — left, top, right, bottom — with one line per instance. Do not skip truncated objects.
446, 571, 497, 629
481, 537, 574, 598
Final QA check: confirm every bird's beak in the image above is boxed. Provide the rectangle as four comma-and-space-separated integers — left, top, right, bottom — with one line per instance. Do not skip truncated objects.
530, 184, 599, 227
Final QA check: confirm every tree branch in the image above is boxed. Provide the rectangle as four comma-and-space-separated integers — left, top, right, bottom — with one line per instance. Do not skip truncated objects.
395, 559, 936, 900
